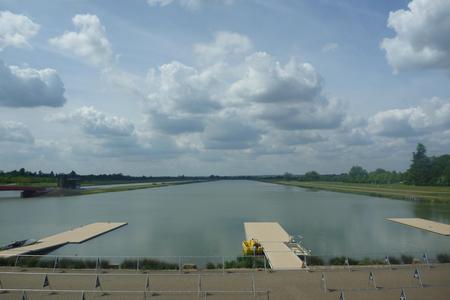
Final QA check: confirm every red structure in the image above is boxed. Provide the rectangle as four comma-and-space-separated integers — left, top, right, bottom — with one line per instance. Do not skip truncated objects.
0, 186, 49, 198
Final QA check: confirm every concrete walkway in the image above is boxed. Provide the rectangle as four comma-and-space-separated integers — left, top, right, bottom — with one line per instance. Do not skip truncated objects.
0, 264, 449, 299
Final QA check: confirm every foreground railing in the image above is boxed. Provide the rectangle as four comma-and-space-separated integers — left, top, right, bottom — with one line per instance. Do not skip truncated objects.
0, 250, 449, 272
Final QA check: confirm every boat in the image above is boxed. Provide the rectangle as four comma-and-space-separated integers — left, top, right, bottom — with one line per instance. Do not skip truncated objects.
0, 239, 37, 251
242, 238, 264, 255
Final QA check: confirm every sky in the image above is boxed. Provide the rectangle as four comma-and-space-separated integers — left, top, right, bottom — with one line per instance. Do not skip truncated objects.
0, 0, 450, 176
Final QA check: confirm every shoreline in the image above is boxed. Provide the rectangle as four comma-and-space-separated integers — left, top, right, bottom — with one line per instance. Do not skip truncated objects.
41, 180, 207, 197
267, 180, 450, 203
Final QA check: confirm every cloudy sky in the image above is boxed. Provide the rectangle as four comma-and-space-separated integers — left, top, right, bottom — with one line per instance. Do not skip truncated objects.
1, 0, 450, 176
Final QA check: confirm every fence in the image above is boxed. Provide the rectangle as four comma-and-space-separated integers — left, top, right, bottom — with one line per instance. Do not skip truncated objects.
0, 250, 449, 272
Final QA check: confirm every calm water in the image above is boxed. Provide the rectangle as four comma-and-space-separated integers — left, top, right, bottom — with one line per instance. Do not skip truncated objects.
1, 180, 450, 258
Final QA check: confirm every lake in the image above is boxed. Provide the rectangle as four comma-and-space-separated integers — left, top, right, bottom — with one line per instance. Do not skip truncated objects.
1, 180, 449, 259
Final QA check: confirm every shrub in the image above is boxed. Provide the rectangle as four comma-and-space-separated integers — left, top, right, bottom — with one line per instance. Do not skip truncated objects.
329, 256, 358, 265
358, 257, 383, 265
401, 255, 413, 264
225, 257, 264, 269
140, 259, 178, 270
437, 254, 450, 263
206, 262, 216, 269
0, 257, 16, 266
120, 259, 138, 269
389, 257, 400, 265
306, 256, 324, 266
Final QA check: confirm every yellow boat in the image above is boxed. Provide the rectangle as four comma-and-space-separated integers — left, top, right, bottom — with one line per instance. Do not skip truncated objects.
242, 239, 263, 255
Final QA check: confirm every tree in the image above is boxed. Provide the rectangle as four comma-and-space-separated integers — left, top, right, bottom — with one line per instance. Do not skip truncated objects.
407, 143, 432, 185
348, 166, 368, 183
303, 171, 320, 181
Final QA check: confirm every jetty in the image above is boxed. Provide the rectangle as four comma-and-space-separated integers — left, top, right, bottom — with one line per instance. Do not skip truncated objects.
0, 222, 127, 257
387, 218, 450, 235
244, 222, 304, 270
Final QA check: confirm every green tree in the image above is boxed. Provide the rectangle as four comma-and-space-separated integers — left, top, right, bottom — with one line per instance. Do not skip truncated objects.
348, 166, 368, 183
303, 171, 320, 181
407, 143, 432, 185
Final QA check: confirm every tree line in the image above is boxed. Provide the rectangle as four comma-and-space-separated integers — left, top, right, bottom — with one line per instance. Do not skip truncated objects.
285, 143, 450, 186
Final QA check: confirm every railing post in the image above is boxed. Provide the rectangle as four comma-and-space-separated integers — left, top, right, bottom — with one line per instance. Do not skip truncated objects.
222, 257, 225, 275
179, 256, 182, 274
136, 257, 140, 272
52, 257, 59, 273
252, 273, 256, 296
14, 255, 20, 268
264, 256, 267, 272
197, 275, 202, 297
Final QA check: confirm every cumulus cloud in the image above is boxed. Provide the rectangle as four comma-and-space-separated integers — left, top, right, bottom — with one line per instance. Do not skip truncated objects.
0, 10, 40, 50
194, 31, 252, 63
49, 14, 114, 67
381, 0, 450, 72
229, 52, 322, 103
0, 60, 66, 107
48, 106, 184, 159
49, 106, 134, 137
203, 118, 263, 150
369, 97, 450, 137
147, 0, 233, 10
145, 60, 222, 134
0, 121, 34, 144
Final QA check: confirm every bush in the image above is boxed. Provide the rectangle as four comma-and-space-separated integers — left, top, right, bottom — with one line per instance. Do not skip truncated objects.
58, 258, 97, 269
206, 262, 216, 269
358, 257, 383, 265
140, 259, 178, 270
306, 256, 324, 266
389, 257, 400, 265
437, 253, 450, 263
120, 259, 138, 269
401, 255, 413, 264
0, 257, 16, 266
329, 256, 359, 265
225, 257, 265, 269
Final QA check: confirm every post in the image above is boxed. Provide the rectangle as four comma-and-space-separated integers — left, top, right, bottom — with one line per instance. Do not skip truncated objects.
266, 290, 270, 300
222, 257, 225, 275
14, 255, 20, 268
198, 275, 202, 297
179, 256, 182, 274
264, 256, 267, 273
53, 257, 59, 273
320, 273, 327, 293
137, 257, 140, 272
252, 273, 256, 296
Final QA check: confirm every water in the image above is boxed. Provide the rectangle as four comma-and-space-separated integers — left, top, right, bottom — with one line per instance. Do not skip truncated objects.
0, 180, 449, 258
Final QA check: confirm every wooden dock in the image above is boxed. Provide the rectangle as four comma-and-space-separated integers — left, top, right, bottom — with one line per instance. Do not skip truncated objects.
244, 222, 304, 270
387, 218, 450, 235
0, 222, 127, 257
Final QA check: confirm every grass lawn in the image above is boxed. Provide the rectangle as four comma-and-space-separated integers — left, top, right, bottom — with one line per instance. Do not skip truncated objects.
271, 180, 450, 203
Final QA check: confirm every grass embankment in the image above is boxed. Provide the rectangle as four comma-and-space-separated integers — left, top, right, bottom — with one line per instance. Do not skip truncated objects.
271, 181, 450, 203
44, 180, 202, 197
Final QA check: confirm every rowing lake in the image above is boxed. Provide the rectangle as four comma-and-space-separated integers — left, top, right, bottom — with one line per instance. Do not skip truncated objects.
1, 180, 449, 258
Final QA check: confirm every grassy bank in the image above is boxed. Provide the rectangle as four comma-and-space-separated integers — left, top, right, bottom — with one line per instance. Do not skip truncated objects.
43, 180, 204, 197
270, 180, 450, 203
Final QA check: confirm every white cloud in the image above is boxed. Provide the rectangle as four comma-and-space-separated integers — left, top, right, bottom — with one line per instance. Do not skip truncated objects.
147, 0, 233, 10
381, 0, 450, 72
194, 31, 252, 63
203, 118, 263, 150
49, 106, 134, 137
0, 121, 34, 144
229, 52, 322, 103
0, 60, 66, 107
321, 42, 339, 53
368, 97, 450, 137
49, 14, 114, 67
0, 10, 40, 50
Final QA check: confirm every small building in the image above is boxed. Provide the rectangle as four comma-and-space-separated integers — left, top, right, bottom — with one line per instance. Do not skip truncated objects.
57, 175, 81, 189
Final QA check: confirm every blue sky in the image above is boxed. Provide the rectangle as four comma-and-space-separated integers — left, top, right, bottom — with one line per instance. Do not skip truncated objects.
1, 0, 450, 175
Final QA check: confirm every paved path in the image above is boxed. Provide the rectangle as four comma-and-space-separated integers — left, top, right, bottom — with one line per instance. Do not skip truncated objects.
0, 264, 449, 299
